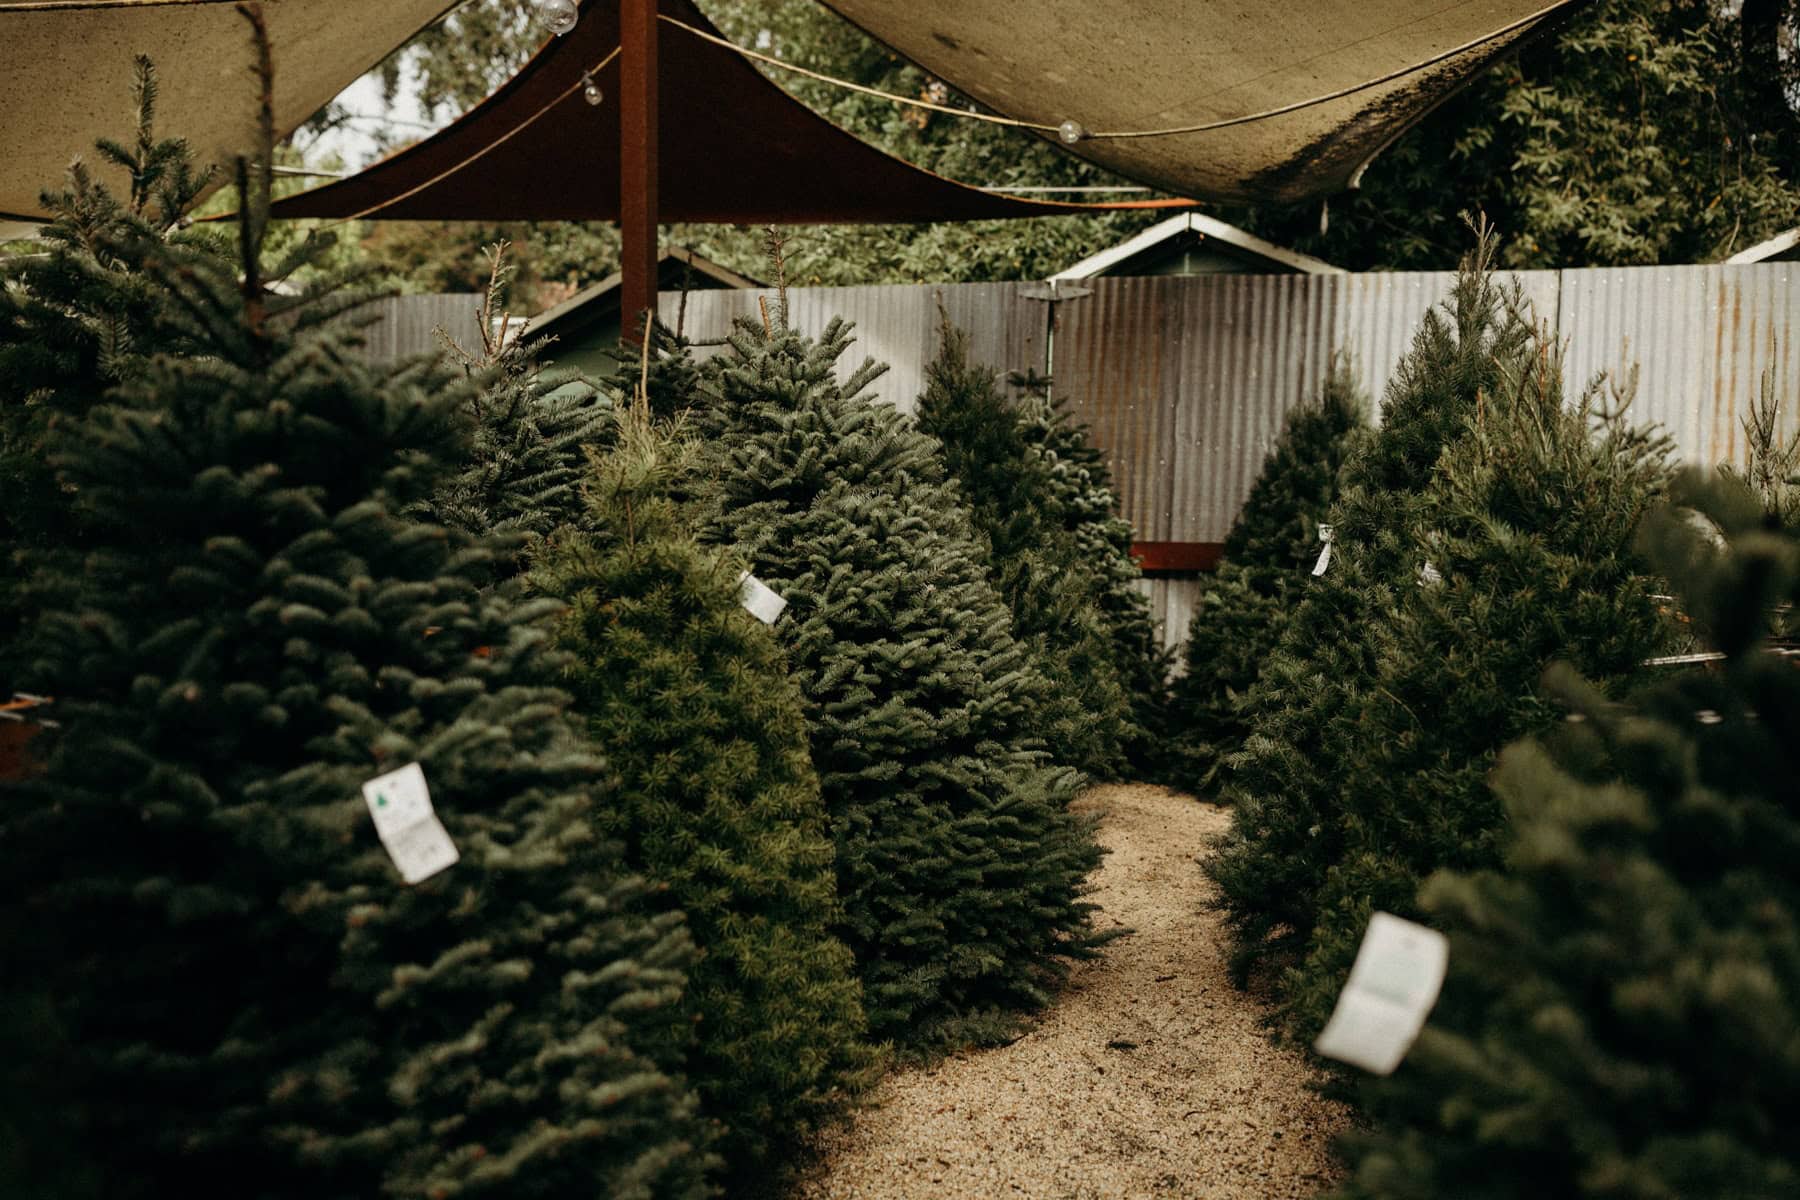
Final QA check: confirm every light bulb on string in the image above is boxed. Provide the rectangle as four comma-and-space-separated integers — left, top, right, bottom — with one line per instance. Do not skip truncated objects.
541, 0, 579, 36
1057, 119, 1088, 145
582, 73, 604, 106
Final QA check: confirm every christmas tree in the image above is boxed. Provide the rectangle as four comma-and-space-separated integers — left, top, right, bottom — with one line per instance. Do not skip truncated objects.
1718, 367, 1800, 533
1209, 226, 1532, 986
0, 56, 216, 674
1279, 336, 1670, 1037
1166, 366, 1366, 791
1219, 362, 1369, 573
535, 394, 873, 1176
1330, 469, 1800, 1199
914, 319, 1137, 778
0, 38, 709, 1199
1209, 222, 1671, 1035
418, 240, 612, 569
682, 316, 1106, 1048
1017, 372, 1173, 771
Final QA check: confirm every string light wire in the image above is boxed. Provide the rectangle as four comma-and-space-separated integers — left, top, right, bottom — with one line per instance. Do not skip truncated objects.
656, 14, 1057, 133
328, 45, 621, 224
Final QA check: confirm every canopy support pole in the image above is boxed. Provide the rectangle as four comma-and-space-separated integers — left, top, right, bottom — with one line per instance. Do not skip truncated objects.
620, 0, 659, 346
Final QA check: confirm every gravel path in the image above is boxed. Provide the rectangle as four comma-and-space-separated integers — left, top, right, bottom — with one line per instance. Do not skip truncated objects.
790, 783, 1351, 1200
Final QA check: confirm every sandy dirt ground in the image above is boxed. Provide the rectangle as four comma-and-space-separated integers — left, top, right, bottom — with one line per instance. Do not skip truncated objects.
789, 782, 1351, 1200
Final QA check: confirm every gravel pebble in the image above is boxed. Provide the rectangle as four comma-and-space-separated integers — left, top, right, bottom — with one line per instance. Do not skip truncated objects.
789, 783, 1351, 1200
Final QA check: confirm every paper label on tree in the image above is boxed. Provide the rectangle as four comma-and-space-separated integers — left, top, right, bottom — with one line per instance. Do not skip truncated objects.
1313, 912, 1448, 1075
737, 572, 788, 625
1418, 560, 1444, 587
362, 762, 458, 884
379, 811, 460, 884
363, 762, 435, 841
1312, 524, 1335, 577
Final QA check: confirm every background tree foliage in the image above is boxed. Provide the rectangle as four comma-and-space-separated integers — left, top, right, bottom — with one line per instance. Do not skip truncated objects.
1230, 0, 1800, 269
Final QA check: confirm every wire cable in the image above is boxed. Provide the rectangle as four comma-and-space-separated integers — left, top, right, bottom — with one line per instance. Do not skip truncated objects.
658, 15, 1060, 133
327, 45, 621, 224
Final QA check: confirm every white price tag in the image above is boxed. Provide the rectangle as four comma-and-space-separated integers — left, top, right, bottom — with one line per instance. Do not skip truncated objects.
1313, 912, 1448, 1075
1311, 524, 1335, 577
363, 762, 434, 842
362, 762, 459, 885
738, 572, 788, 625
1418, 560, 1443, 587
381, 812, 461, 885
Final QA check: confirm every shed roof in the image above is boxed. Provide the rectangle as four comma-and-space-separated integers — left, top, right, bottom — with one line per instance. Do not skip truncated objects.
531, 245, 762, 341
1726, 227, 1800, 264
1049, 213, 1343, 279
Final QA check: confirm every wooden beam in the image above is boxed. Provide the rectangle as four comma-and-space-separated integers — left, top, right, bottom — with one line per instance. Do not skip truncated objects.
619, 0, 659, 345
1131, 541, 1225, 573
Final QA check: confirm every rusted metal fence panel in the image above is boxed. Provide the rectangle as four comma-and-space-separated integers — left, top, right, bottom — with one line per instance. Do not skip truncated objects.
1054, 264, 1791, 652
1055, 270, 1571, 548
1558, 264, 1798, 468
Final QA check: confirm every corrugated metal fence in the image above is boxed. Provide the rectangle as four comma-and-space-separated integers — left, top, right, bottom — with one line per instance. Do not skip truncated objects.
364, 266, 1799, 649
671, 266, 1793, 534
357, 294, 485, 364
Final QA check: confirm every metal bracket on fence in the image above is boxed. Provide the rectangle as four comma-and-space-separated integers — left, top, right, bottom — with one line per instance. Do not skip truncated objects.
1019, 282, 1093, 303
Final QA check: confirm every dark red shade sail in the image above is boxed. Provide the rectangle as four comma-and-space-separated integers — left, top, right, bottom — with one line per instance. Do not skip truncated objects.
269, 0, 1193, 226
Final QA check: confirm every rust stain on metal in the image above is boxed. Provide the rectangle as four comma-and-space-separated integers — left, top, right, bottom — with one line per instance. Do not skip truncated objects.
1711, 275, 1735, 466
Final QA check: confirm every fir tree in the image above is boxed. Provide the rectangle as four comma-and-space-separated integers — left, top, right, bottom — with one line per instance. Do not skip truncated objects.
914, 319, 1137, 778
1718, 366, 1800, 533
1219, 363, 1369, 574
0, 38, 708, 1199
1209, 226, 1531, 984
1020, 374, 1173, 770
0, 55, 215, 673
535, 397, 873, 1177
683, 317, 1106, 1048
1330, 470, 1800, 1199
1167, 367, 1366, 792
1209, 221, 1671, 1033
1280, 344, 1671, 1036
420, 240, 612, 558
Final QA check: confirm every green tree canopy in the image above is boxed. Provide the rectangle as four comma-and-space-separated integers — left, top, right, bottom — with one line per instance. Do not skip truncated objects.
1232, 0, 1800, 269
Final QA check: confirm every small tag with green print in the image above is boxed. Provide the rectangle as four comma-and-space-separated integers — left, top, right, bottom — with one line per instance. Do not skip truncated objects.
362, 762, 458, 884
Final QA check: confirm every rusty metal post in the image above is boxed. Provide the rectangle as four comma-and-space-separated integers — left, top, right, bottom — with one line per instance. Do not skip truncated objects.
620, 0, 659, 345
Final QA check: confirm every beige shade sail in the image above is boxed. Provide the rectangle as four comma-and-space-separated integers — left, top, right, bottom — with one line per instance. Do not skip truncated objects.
818, 0, 1586, 204
0, 0, 457, 239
